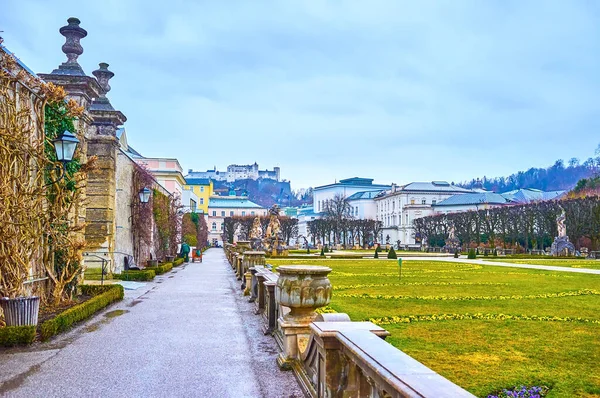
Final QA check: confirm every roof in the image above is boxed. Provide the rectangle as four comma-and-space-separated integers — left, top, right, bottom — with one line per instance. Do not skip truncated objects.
346, 190, 385, 201
0, 45, 37, 76
185, 178, 212, 186
435, 192, 509, 207
208, 197, 264, 209
315, 177, 391, 191
401, 181, 472, 193
501, 188, 565, 203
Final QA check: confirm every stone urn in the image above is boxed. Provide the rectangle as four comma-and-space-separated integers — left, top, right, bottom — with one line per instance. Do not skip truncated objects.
276, 265, 332, 322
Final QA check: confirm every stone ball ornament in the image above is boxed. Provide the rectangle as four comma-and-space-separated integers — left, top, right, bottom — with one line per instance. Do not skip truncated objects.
276, 265, 332, 322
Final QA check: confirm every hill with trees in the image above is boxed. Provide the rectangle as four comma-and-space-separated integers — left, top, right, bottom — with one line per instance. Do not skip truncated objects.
459, 146, 600, 192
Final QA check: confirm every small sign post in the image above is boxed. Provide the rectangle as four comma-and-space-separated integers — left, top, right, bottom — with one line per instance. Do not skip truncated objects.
398, 258, 402, 280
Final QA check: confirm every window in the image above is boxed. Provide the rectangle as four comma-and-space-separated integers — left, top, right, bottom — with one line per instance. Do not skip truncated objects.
200, 198, 204, 205
211, 222, 217, 231
230, 211, 234, 216
190, 199, 196, 212
200, 186, 204, 192
406, 214, 409, 224
212, 211, 216, 216
242, 211, 246, 216
432, 199, 437, 205
422, 199, 426, 205
251, 211, 255, 216
220, 223, 224, 230
221, 211, 225, 217
410, 199, 415, 205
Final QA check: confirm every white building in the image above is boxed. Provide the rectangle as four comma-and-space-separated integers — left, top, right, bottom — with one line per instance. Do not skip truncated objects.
187, 163, 280, 183
313, 177, 391, 214
346, 190, 384, 219
375, 181, 472, 246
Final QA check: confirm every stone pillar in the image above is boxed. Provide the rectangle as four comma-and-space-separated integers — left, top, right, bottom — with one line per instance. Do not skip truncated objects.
38, 17, 102, 268
86, 62, 126, 272
275, 265, 332, 370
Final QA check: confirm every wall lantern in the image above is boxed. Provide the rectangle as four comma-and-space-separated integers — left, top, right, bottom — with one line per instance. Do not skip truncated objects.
138, 187, 151, 204
52, 130, 80, 163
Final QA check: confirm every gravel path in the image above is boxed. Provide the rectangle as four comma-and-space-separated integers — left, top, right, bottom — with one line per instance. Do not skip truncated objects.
0, 249, 304, 398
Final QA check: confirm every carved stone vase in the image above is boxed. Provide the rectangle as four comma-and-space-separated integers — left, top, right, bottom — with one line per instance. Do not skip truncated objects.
276, 265, 332, 322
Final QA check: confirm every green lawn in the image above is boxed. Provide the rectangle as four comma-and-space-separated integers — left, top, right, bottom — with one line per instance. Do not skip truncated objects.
269, 258, 600, 398
486, 258, 600, 270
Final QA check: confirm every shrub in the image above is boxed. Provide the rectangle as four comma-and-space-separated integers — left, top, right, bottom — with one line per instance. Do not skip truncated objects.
324, 246, 329, 253
173, 258, 184, 266
320, 247, 325, 257
374, 250, 379, 259
484, 250, 489, 257
375, 244, 382, 253
387, 247, 397, 259
113, 270, 155, 281
467, 249, 477, 259
145, 262, 173, 275
493, 249, 498, 257
476, 248, 480, 255
0, 325, 36, 347
454, 250, 459, 258
40, 284, 124, 341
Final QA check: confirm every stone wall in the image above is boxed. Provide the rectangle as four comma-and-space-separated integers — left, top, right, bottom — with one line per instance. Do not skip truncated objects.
113, 150, 136, 272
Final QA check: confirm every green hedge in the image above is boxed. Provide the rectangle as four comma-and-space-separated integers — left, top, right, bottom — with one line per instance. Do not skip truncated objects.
83, 267, 112, 281
145, 262, 173, 275
173, 258, 184, 266
0, 325, 36, 347
113, 270, 155, 281
40, 284, 124, 341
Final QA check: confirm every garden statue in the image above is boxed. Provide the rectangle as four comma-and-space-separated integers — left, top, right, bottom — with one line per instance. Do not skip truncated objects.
249, 216, 263, 250
557, 207, 566, 237
263, 204, 287, 256
551, 206, 576, 256
444, 224, 460, 253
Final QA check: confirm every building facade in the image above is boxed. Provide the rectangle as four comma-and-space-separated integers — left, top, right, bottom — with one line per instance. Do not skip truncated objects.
184, 178, 214, 214
375, 182, 472, 246
207, 196, 267, 246
134, 157, 186, 197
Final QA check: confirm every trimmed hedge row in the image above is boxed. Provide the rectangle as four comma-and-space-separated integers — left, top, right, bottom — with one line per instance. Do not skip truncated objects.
114, 269, 155, 281
0, 325, 36, 347
173, 258, 185, 266
145, 262, 173, 275
40, 284, 124, 341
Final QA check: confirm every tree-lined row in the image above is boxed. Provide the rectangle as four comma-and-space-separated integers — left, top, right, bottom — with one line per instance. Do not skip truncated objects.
413, 196, 600, 250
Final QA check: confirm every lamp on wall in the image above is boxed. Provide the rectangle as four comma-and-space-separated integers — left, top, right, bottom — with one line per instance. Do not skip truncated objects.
52, 130, 80, 163
45, 130, 80, 186
138, 187, 151, 204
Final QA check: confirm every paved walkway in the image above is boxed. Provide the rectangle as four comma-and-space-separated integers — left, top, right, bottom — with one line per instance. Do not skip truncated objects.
399, 256, 600, 275
0, 249, 303, 398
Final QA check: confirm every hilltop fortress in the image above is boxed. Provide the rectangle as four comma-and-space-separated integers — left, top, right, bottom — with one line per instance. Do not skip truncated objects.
187, 163, 281, 182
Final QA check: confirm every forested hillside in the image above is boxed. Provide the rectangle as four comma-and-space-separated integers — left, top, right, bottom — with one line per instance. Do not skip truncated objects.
460, 148, 600, 192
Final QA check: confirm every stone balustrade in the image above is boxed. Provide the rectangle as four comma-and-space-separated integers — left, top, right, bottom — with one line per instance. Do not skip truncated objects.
245, 261, 475, 398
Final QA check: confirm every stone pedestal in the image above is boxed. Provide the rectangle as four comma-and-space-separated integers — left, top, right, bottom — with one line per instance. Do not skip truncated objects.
241, 251, 265, 291
243, 271, 252, 296
275, 265, 332, 369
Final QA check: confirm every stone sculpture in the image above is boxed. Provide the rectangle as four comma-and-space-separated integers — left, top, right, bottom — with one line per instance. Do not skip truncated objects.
551, 206, 576, 256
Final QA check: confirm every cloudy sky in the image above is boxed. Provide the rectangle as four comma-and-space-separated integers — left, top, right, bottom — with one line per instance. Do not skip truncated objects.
2, 1, 600, 188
